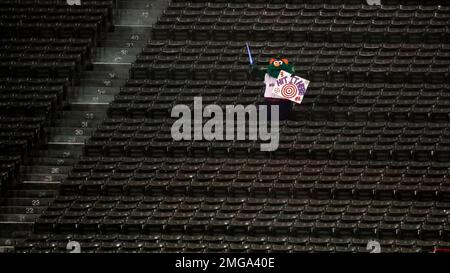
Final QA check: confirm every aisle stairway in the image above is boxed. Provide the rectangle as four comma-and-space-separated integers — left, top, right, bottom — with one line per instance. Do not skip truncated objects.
0, 0, 169, 252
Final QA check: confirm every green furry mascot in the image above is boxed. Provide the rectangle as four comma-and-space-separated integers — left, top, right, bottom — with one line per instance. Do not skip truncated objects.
266, 57, 295, 78
251, 57, 295, 120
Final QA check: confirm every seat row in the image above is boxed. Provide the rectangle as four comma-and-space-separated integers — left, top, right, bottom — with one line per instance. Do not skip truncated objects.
0, 0, 111, 161
1, 12, 103, 22
0, 117, 45, 157
0, 1, 113, 25
107, 98, 450, 124
58, 155, 450, 200
91, 118, 450, 139
18, 234, 448, 253
1, 37, 91, 53
1, 52, 84, 70
0, 0, 113, 40
0, 77, 70, 87
147, 40, 450, 50
161, 8, 450, 20
152, 22, 450, 44
60, 171, 450, 201
69, 156, 450, 171
0, 12, 108, 32
0, 84, 65, 103
293, 104, 450, 123
67, 156, 450, 176
47, 194, 449, 207
142, 46, 450, 66
137, 54, 450, 69
1, 45, 91, 67
0, 94, 59, 117
0, 22, 101, 41
109, 93, 450, 114
381, 0, 450, 5
93, 117, 450, 135
122, 79, 450, 90
0, 156, 21, 192
130, 62, 450, 83
31, 195, 450, 241
170, 1, 450, 9
0, 77, 68, 108
0, 60, 78, 79
142, 45, 450, 61
160, 15, 450, 26
118, 82, 450, 100
112, 91, 450, 104
83, 141, 450, 165
0, 0, 113, 7
108, 105, 450, 124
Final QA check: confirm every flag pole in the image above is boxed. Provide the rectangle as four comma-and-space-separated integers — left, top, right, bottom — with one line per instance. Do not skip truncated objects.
246, 42, 253, 65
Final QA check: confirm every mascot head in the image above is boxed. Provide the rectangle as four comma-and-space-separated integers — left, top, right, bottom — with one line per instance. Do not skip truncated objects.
267, 57, 295, 78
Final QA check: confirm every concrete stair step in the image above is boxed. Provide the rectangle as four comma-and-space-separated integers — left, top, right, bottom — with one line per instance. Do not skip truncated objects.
0, 197, 53, 207
70, 88, 115, 98
113, 9, 160, 26
4, 189, 57, 198
47, 135, 88, 145
78, 78, 127, 88
97, 39, 148, 48
81, 70, 129, 80
68, 93, 116, 103
25, 156, 77, 167
54, 110, 107, 120
20, 166, 72, 175
45, 127, 95, 136
95, 47, 142, 58
19, 181, 60, 191
67, 102, 110, 111
0, 229, 31, 238
0, 223, 34, 238
117, 0, 154, 9
0, 214, 39, 222
0, 238, 16, 246
51, 119, 101, 129
93, 55, 137, 64
0, 246, 15, 253
69, 94, 115, 104
92, 62, 131, 73
30, 146, 83, 159
19, 174, 67, 184
107, 26, 153, 38
0, 206, 46, 214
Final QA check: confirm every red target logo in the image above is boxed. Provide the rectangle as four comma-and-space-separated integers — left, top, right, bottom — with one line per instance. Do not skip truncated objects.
281, 83, 298, 99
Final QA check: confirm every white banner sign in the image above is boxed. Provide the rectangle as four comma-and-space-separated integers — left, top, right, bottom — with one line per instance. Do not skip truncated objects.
272, 70, 309, 104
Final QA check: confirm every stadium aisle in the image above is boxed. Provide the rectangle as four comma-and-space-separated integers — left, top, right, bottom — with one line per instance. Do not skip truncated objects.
0, 0, 170, 252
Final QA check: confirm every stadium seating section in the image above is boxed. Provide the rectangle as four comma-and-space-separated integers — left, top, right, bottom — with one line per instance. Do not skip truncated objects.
0, 1, 113, 191
7, 0, 450, 252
